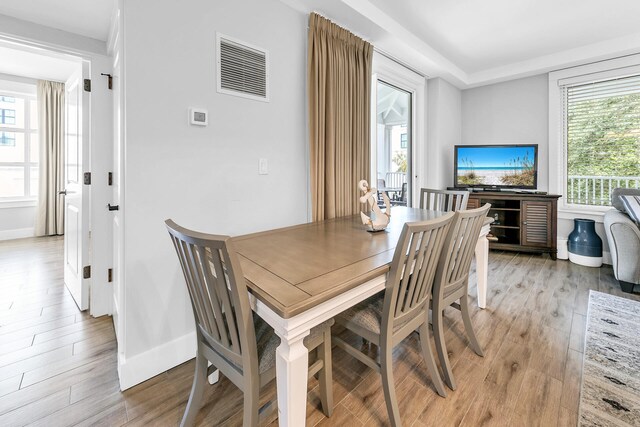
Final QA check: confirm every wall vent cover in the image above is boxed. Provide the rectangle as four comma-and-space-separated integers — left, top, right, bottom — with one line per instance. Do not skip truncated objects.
217, 33, 269, 102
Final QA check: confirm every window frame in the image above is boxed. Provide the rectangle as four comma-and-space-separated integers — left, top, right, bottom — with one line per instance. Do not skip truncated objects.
549, 55, 640, 222
0, 90, 38, 202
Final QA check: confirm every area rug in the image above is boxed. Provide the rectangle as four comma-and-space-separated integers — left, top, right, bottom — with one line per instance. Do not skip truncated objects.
579, 291, 640, 426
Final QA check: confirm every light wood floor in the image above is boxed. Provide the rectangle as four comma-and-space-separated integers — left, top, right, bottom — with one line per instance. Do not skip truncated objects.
1, 237, 639, 426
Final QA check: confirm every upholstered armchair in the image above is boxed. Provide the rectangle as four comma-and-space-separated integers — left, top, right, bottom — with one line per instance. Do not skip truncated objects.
604, 189, 640, 293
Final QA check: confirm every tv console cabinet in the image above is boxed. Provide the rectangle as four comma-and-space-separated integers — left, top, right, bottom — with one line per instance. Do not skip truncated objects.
467, 192, 561, 260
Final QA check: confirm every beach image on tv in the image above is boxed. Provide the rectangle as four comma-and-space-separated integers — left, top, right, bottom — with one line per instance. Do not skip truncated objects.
457, 146, 536, 187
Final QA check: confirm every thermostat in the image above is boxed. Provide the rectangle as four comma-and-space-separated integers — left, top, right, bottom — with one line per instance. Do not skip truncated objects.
189, 108, 208, 126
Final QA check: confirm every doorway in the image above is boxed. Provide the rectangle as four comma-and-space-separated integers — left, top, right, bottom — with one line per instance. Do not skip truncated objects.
0, 41, 112, 317
375, 80, 412, 206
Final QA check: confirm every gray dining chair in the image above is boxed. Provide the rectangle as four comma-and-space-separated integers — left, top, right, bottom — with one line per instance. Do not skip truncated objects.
332, 212, 456, 427
431, 204, 491, 391
419, 188, 469, 212
165, 220, 334, 427
392, 182, 408, 206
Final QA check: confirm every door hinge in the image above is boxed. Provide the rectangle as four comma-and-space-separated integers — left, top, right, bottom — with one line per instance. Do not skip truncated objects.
108, 172, 113, 186
84, 172, 91, 185
108, 268, 113, 282
83, 79, 91, 92
83, 265, 91, 279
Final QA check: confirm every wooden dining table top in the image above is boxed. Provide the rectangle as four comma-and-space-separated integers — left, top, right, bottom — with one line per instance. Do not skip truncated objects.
232, 207, 446, 319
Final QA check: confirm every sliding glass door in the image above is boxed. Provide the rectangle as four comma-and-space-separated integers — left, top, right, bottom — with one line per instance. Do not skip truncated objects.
375, 80, 411, 206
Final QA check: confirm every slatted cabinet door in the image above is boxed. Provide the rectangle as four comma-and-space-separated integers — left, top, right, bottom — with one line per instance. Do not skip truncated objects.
521, 200, 552, 247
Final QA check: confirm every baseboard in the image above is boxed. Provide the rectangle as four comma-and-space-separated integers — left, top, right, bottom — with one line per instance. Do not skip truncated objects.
118, 331, 196, 391
603, 250, 612, 266
0, 227, 34, 241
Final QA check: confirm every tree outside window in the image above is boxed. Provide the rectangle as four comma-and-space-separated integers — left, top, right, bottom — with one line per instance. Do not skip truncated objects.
565, 75, 640, 205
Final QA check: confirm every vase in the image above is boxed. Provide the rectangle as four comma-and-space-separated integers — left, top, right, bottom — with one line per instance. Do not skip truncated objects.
568, 218, 603, 267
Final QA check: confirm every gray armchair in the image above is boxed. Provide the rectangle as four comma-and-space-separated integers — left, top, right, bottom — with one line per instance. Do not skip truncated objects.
604, 188, 640, 293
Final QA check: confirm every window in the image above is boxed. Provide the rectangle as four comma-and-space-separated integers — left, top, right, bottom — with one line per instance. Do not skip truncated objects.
0, 90, 38, 199
563, 74, 640, 206
0, 132, 16, 146
400, 133, 407, 149
0, 109, 15, 125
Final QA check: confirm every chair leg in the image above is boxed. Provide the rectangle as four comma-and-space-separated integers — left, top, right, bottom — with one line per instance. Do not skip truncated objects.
380, 346, 402, 427
318, 328, 334, 417
461, 295, 484, 357
243, 381, 260, 427
180, 349, 208, 427
620, 280, 635, 293
418, 322, 447, 398
433, 306, 456, 391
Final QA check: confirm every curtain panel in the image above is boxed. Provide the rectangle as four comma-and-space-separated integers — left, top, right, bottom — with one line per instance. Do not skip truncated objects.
308, 13, 373, 221
35, 80, 65, 236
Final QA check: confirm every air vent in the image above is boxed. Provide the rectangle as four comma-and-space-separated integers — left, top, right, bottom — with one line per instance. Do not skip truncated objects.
217, 33, 269, 102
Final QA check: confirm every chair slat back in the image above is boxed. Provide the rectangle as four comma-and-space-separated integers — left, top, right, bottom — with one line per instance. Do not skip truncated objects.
383, 212, 455, 328
419, 188, 469, 212
433, 204, 491, 300
166, 220, 256, 368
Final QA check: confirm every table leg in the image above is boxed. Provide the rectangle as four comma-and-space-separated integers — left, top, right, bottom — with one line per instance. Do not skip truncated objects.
475, 233, 489, 309
276, 331, 309, 427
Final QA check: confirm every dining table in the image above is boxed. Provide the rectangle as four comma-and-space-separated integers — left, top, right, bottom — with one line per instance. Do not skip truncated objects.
231, 206, 491, 427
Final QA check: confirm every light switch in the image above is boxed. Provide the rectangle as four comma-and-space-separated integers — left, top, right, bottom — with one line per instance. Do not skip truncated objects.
259, 158, 268, 175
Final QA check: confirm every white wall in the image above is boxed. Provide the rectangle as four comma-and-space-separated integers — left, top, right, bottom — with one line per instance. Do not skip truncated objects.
461, 74, 549, 190
459, 74, 611, 257
0, 203, 35, 239
426, 77, 461, 189
119, 0, 309, 387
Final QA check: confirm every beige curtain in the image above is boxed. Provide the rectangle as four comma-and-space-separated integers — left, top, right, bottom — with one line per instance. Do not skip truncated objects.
35, 80, 65, 236
308, 13, 373, 221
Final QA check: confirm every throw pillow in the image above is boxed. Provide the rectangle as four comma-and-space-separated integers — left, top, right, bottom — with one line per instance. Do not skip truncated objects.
612, 188, 640, 213
620, 195, 640, 225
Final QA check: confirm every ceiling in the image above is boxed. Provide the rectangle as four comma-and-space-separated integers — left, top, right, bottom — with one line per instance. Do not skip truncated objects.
0, 0, 113, 41
368, 0, 640, 74
0, 43, 80, 82
377, 81, 409, 125
289, 0, 640, 87
0, 0, 639, 87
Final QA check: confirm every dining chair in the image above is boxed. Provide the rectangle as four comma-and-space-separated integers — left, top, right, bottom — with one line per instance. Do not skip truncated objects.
165, 220, 334, 427
392, 182, 408, 206
431, 204, 491, 391
332, 212, 456, 427
419, 188, 469, 212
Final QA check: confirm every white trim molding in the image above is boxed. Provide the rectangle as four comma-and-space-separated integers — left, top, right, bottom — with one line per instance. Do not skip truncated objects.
548, 54, 640, 223
0, 199, 37, 209
118, 331, 196, 391
0, 227, 34, 241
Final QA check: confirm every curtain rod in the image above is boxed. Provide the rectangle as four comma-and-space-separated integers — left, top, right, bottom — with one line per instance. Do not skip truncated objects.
374, 47, 429, 79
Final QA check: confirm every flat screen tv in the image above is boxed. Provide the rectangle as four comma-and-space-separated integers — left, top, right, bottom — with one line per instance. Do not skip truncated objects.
454, 144, 538, 189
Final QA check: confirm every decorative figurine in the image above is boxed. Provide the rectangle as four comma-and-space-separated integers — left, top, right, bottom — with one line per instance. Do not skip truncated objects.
358, 179, 391, 232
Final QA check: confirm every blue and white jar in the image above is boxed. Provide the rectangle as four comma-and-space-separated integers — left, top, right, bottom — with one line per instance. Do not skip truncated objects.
568, 218, 603, 267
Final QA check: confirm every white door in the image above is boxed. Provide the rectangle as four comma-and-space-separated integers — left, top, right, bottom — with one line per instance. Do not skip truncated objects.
63, 63, 91, 311
111, 8, 125, 347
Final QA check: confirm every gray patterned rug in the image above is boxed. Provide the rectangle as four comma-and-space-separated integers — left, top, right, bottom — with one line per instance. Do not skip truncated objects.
579, 291, 640, 426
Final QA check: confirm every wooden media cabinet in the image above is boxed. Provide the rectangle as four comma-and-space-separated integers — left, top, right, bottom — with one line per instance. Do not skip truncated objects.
467, 192, 561, 259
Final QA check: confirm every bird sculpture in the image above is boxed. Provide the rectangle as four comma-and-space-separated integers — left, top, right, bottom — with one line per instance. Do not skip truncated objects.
358, 179, 391, 231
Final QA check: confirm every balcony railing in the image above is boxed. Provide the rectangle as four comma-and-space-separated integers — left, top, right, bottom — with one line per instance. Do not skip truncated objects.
383, 172, 407, 189
567, 175, 640, 206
